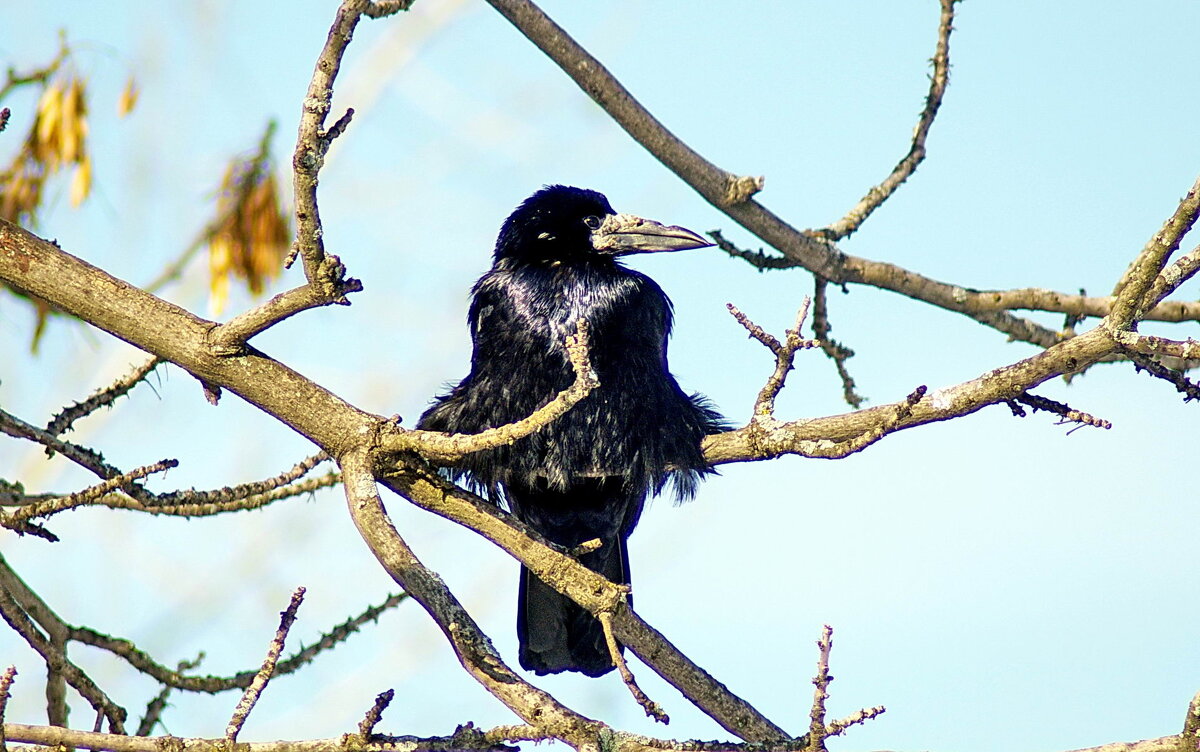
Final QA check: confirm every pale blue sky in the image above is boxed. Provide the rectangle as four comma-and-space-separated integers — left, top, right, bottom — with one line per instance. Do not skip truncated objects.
2, 3, 1198, 751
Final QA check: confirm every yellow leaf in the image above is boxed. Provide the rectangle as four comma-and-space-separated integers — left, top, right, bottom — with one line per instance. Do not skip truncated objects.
117, 76, 138, 117
34, 85, 62, 163
69, 153, 91, 207
208, 235, 233, 316
59, 78, 87, 164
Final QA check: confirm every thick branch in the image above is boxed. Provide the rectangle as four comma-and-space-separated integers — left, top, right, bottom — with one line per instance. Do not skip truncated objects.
0, 219, 378, 458
339, 449, 607, 750
703, 325, 1115, 465
490, 0, 1200, 357
2, 724, 543, 752
0, 589, 126, 733
378, 463, 790, 743
1106, 174, 1200, 330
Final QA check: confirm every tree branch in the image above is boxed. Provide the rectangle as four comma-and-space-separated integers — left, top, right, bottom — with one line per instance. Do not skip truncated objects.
818, 0, 958, 240
339, 448, 609, 750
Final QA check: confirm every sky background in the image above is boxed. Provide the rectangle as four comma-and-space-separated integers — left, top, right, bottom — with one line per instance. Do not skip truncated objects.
2, 3, 1198, 751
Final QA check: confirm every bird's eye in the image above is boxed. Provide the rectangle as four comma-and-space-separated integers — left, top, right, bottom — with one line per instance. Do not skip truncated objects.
583, 215, 601, 230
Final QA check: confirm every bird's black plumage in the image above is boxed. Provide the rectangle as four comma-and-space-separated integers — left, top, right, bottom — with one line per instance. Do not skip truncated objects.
418, 185, 724, 677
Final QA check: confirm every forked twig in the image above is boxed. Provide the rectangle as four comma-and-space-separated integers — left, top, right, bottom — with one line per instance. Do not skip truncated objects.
727, 299, 820, 420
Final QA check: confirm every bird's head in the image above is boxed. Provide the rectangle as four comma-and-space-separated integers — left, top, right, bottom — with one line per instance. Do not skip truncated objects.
494, 185, 712, 265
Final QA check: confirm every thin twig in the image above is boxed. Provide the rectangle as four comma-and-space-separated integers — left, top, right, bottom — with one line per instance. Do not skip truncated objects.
812, 278, 863, 408
597, 611, 668, 725
1013, 393, 1111, 430
0, 36, 70, 102
1127, 352, 1200, 402
288, 0, 370, 276
0, 665, 15, 752
135, 654, 203, 737
225, 587, 306, 742
66, 592, 405, 694
818, 0, 959, 240
709, 229, 798, 271
358, 689, 394, 739
0, 407, 154, 502
152, 452, 330, 506
1, 459, 178, 533
45, 357, 162, 438
806, 626, 833, 752
824, 705, 886, 738
727, 300, 819, 420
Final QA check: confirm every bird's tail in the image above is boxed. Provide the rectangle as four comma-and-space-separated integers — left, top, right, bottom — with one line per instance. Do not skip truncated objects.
517, 533, 628, 677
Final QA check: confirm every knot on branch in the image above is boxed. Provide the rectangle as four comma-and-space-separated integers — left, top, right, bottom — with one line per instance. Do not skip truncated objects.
723, 174, 765, 206
315, 252, 361, 304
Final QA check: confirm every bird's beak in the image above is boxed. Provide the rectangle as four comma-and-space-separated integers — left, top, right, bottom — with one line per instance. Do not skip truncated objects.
590, 213, 713, 255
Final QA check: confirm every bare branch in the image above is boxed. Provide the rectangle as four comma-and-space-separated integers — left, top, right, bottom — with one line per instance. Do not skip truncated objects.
818, 0, 959, 240
2, 723, 553, 752
71, 592, 406, 694
151, 451, 331, 506
45, 356, 162, 437
0, 406, 155, 503
1106, 174, 1200, 330
289, 0, 370, 277
703, 311, 1124, 466
378, 463, 792, 743
339, 448, 609, 749
1145, 242, 1200, 311
1009, 393, 1112, 431
811, 278, 863, 408
728, 299, 819, 420
358, 689, 394, 739
386, 321, 599, 463
135, 654, 202, 736
824, 706, 886, 739
1113, 331, 1200, 361
598, 611, 668, 725
805, 626, 834, 752
226, 587, 306, 743
0, 589, 126, 733
0, 665, 14, 752
1127, 353, 1200, 402
209, 280, 364, 355
1, 459, 177, 533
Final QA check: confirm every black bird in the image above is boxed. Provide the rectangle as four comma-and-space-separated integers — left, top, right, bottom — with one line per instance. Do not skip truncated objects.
418, 185, 724, 677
